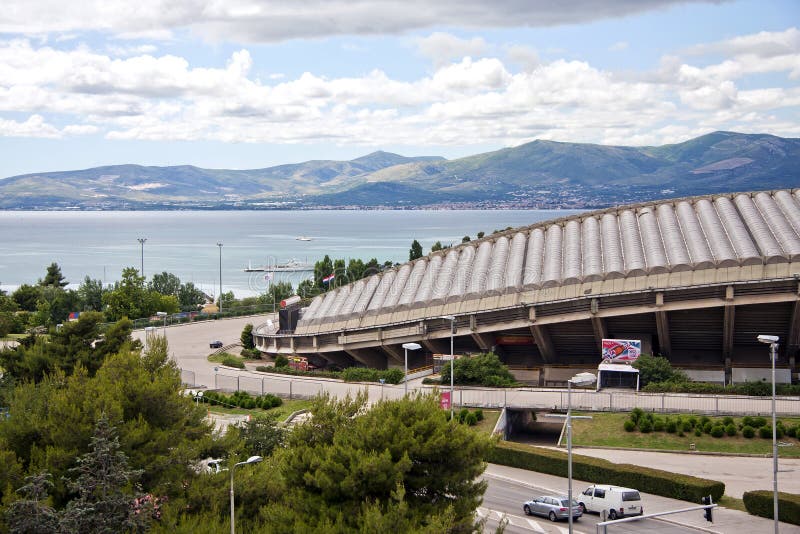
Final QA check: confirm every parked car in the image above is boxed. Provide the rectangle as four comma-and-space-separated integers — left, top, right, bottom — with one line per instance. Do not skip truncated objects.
578, 485, 643, 519
209, 340, 223, 349
523, 495, 582, 522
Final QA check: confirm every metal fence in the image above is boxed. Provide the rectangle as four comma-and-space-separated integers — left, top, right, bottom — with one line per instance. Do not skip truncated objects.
194, 370, 800, 416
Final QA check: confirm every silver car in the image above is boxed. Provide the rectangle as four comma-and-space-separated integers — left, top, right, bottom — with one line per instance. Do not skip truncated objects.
523, 495, 583, 522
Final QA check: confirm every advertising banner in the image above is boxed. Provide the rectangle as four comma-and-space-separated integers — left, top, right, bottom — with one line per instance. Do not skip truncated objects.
440, 391, 451, 410
601, 339, 641, 362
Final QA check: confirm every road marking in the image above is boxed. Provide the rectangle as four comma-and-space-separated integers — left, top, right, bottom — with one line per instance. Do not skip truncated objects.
478, 507, 586, 534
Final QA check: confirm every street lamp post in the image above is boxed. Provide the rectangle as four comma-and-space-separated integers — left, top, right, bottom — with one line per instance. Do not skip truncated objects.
567, 372, 597, 534
217, 243, 223, 313
230, 455, 262, 534
441, 315, 456, 419
402, 342, 422, 396
156, 311, 167, 336
137, 238, 147, 276
758, 334, 780, 534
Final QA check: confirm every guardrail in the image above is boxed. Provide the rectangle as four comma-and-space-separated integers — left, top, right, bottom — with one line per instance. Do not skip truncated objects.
189, 369, 800, 416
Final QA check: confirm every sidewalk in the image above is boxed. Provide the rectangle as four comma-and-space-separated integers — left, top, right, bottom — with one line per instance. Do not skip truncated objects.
485, 463, 799, 533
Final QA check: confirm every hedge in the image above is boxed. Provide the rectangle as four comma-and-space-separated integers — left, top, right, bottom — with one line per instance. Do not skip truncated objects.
488, 441, 724, 502
743, 491, 800, 525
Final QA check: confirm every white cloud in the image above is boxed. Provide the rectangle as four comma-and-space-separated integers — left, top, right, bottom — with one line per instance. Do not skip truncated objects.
0, 0, 717, 42
0, 24, 797, 149
684, 27, 800, 58
609, 41, 629, 51
0, 114, 61, 138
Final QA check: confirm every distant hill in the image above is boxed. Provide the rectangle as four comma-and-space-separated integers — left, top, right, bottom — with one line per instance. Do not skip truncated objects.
1, 132, 798, 209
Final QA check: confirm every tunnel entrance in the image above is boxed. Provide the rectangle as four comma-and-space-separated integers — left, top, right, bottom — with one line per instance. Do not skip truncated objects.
505, 409, 566, 447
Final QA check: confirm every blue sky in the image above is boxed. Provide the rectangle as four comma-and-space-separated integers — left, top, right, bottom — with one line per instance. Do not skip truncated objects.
0, 0, 798, 178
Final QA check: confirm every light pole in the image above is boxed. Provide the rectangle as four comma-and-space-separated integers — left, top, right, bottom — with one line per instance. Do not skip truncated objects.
230, 455, 262, 534
137, 238, 147, 276
567, 372, 596, 534
441, 315, 456, 419
217, 242, 223, 313
402, 342, 422, 396
758, 334, 780, 534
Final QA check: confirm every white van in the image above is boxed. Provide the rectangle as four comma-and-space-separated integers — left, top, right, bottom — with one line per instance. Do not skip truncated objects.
578, 485, 643, 520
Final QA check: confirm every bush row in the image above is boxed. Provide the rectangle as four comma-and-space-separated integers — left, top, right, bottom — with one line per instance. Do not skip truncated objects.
254, 364, 406, 384
742, 490, 800, 525
450, 408, 484, 426
625, 409, 799, 439
643, 381, 800, 396
202, 390, 282, 410
487, 441, 725, 503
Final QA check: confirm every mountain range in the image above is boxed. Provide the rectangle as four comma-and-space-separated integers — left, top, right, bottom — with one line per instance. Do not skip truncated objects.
1, 131, 798, 210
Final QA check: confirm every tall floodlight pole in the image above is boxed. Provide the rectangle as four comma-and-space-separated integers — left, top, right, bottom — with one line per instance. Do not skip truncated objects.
217, 243, 223, 312
230, 455, 262, 534
567, 372, 597, 534
137, 238, 147, 276
758, 334, 780, 534
441, 315, 456, 419
402, 342, 421, 396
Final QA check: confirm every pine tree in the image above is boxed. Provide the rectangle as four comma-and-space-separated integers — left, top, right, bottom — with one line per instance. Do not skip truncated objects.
409, 239, 423, 261
5, 472, 59, 534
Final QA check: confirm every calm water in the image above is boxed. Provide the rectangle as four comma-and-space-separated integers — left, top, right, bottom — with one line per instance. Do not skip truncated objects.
0, 210, 581, 297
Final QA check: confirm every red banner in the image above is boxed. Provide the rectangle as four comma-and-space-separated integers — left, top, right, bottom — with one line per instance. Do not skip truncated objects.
440, 391, 451, 410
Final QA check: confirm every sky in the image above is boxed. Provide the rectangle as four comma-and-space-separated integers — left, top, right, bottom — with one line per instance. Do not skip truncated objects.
0, 0, 798, 178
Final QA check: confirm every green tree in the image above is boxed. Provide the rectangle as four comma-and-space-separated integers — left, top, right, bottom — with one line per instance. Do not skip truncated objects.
409, 239, 423, 261
217, 291, 235, 310
477, 231, 485, 239
41, 263, 68, 288
237, 413, 286, 458
345, 258, 366, 283
59, 416, 148, 534
5, 472, 59, 534
77, 276, 106, 312
177, 282, 206, 311
461, 235, 471, 243
314, 255, 334, 289
150, 272, 181, 296
241, 324, 255, 350
633, 354, 688, 387
265, 392, 491, 532
260, 282, 294, 309
103, 268, 150, 321
11, 284, 41, 312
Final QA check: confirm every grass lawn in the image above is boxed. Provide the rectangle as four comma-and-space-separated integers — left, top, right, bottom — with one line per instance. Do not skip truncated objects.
474, 409, 501, 435
207, 351, 246, 364
571, 412, 800, 458
207, 398, 314, 421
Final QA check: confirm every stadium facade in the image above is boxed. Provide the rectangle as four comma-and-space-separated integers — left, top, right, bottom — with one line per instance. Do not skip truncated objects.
254, 189, 800, 385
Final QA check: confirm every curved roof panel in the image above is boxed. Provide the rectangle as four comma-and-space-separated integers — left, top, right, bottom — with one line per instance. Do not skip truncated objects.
296, 189, 800, 330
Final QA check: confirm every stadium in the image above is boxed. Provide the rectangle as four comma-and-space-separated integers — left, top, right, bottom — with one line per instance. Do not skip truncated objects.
254, 189, 800, 386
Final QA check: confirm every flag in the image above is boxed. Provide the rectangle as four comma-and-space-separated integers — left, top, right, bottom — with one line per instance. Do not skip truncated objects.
322, 273, 335, 284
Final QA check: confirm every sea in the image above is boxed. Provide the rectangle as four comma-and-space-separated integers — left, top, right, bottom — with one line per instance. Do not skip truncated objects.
0, 209, 581, 297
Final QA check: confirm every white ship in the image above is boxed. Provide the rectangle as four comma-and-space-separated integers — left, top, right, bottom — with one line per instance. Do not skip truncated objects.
296, 236, 313, 241
244, 258, 314, 272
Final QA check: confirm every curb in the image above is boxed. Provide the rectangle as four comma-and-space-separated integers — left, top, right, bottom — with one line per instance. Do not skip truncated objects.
567, 444, 772, 458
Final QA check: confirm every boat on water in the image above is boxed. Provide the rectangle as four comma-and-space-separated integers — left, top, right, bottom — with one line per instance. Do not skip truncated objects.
296, 236, 313, 241
244, 258, 314, 272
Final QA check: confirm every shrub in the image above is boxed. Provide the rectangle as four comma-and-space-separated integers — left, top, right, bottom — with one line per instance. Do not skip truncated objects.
666, 420, 678, 433
722, 416, 734, 426
632, 354, 688, 386
222, 356, 245, 369
710, 426, 725, 438
703, 422, 713, 434
700, 415, 711, 427
743, 490, 800, 525
465, 412, 478, 426
694, 428, 702, 437
653, 419, 665, 432
639, 419, 653, 433
725, 424, 737, 437
274, 355, 289, 368
682, 421, 694, 433
488, 442, 725, 502
742, 416, 754, 428
759, 426, 772, 439
624, 420, 636, 432
474, 409, 484, 421
742, 425, 755, 438
688, 416, 698, 428
630, 408, 644, 425
458, 408, 470, 424
787, 426, 798, 438
752, 416, 767, 428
